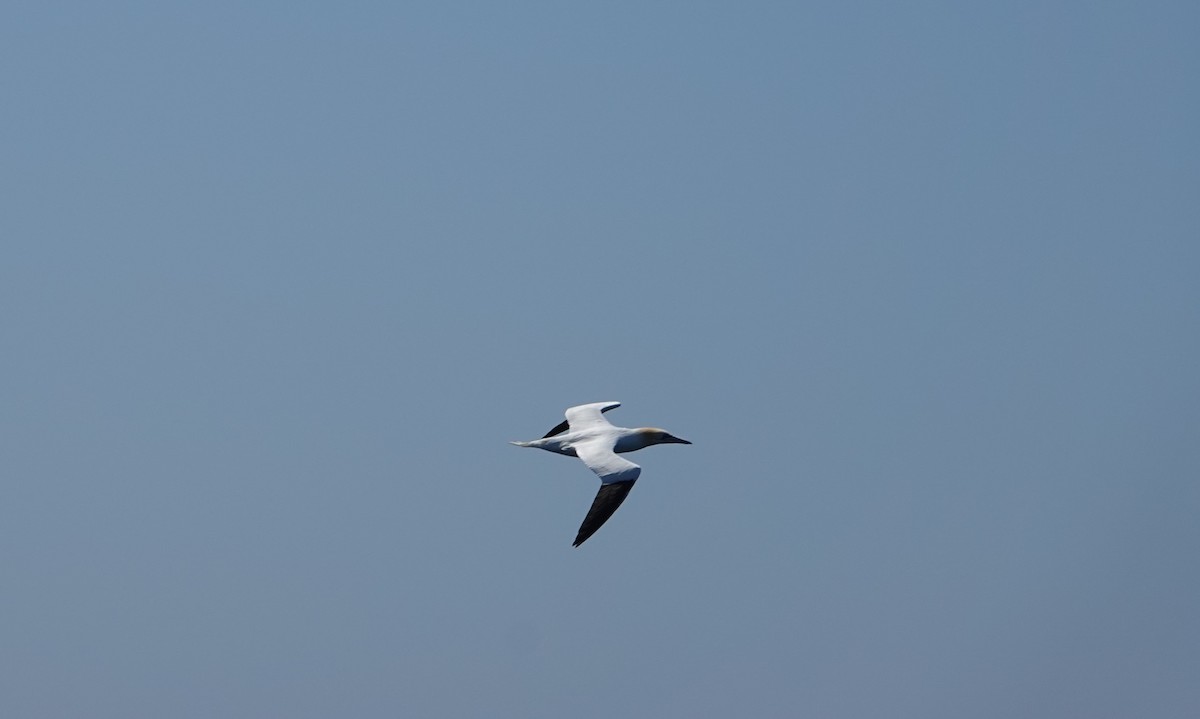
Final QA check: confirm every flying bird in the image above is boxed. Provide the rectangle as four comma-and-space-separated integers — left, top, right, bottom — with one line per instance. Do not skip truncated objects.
511, 401, 691, 547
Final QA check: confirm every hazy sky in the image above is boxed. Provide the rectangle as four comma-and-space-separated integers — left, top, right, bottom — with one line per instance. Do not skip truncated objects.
3, 2, 1198, 717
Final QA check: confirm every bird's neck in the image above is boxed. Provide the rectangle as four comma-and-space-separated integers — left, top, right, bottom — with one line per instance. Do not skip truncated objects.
614, 428, 656, 453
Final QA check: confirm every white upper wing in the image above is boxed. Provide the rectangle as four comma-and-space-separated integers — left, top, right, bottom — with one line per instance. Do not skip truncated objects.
574, 437, 641, 485
564, 401, 621, 431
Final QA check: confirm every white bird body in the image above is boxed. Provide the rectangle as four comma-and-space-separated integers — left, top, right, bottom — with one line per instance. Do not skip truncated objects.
511, 401, 691, 546
513, 426, 662, 460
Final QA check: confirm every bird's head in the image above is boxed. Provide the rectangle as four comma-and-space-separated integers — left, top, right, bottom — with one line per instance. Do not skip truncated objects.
642, 428, 692, 445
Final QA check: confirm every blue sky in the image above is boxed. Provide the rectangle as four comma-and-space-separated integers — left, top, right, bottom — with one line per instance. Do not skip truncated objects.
2, 2, 1198, 717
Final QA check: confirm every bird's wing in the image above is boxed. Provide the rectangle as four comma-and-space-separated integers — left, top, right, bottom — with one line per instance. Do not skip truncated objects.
574, 436, 641, 484
571, 437, 641, 546
543, 401, 620, 437
573, 480, 637, 547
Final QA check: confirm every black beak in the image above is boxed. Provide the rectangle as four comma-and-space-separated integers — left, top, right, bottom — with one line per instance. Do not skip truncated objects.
668, 436, 692, 445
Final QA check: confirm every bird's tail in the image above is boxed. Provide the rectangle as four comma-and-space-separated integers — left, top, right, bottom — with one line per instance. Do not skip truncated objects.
510, 440, 534, 447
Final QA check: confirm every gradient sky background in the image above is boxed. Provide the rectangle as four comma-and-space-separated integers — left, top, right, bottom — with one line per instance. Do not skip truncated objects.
3, 2, 1198, 717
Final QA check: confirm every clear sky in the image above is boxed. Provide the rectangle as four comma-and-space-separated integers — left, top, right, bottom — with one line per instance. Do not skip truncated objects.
2, 2, 1198, 717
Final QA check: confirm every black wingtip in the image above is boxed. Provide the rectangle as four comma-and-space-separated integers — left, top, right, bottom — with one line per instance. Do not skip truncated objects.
543, 404, 619, 439
571, 480, 636, 548
542, 419, 570, 439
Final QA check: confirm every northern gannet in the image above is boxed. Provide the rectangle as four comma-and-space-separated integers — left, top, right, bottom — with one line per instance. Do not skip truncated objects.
511, 401, 691, 547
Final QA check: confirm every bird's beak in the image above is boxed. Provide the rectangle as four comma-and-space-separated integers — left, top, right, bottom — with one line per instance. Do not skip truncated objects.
667, 435, 692, 445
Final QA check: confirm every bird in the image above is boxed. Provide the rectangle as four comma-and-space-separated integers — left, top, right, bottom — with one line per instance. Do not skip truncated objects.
511, 401, 691, 547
